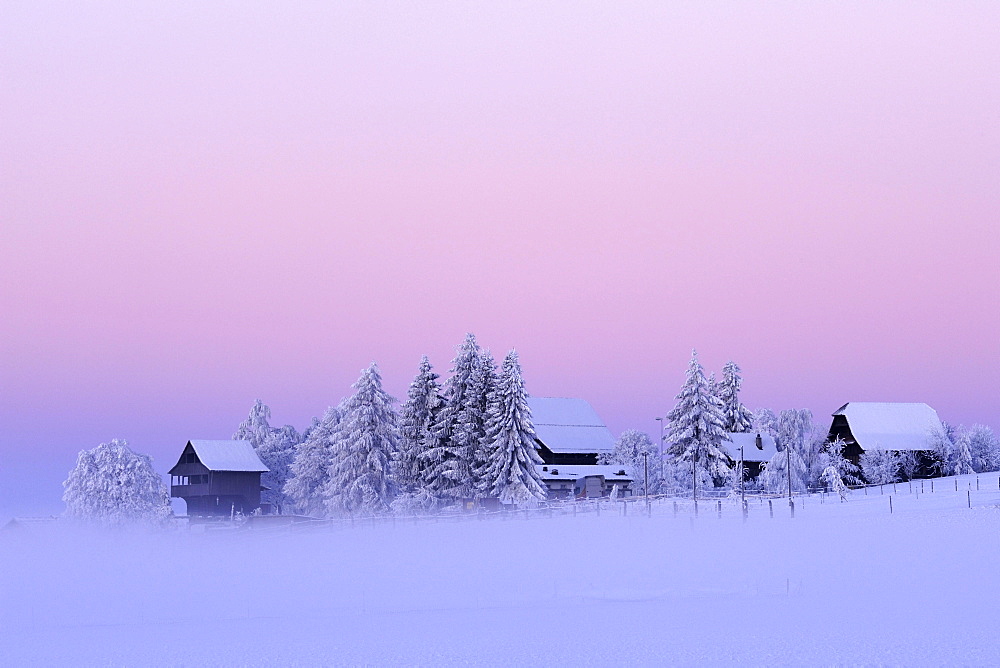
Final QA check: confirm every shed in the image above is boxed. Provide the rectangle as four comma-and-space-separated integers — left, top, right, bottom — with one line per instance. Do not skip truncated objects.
169, 440, 269, 517
528, 397, 616, 465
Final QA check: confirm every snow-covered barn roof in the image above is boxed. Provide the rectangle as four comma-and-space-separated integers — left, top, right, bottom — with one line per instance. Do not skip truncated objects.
186, 440, 269, 472
528, 397, 615, 455
535, 464, 635, 482
832, 403, 945, 452
719, 432, 778, 463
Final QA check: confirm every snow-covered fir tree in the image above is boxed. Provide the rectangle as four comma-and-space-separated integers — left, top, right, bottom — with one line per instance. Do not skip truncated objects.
462, 349, 498, 499
233, 400, 300, 512
600, 429, 660, 495
718, 361, 753, 433
284, 405, 343, 516
663, 350, 732, 491
391, 356, 445, 514
323, 363, 399, 516
62, 439, 171, 527
420, 333, 481, 502
479, 350, 546, 506
233, 399, 272, 449
859, 449, 901, 485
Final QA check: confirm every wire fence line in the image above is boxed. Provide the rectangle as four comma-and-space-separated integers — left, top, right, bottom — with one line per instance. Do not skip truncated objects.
221, 473, 1000, 535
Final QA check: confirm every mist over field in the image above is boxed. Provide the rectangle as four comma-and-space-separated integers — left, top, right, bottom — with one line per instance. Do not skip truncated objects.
3, 476, 999, 666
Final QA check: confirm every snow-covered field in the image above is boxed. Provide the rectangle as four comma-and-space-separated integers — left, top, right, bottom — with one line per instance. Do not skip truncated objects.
3, 473, 999, 666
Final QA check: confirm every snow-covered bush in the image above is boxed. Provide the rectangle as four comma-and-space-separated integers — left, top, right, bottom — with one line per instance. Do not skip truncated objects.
759, 446, 808, 494
859, 449, 901, 485
62, 439, 171, 527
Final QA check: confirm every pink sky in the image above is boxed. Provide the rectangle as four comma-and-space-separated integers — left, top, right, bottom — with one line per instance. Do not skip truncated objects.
2, 3, 999, 514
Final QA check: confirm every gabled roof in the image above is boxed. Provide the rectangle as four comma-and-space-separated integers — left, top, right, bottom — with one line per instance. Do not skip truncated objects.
535, 464, 634, 482
180, 440, 269, 472
527, 397, 615, 455
832, 402, 945, 452
719, 432, 778, 463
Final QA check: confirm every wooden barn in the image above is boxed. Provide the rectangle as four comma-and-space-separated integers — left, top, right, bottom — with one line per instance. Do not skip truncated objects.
528, 397, 616, 465
169, 440, 269, 517
828, 402, 945, 477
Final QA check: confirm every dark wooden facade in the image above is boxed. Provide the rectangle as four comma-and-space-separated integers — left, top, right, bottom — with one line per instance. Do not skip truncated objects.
169, 442, 264, 517
536, 440, 599, 466
827, 414, 936, 479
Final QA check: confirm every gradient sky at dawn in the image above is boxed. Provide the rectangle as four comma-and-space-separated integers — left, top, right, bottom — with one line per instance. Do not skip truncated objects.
2, 2, 999, 516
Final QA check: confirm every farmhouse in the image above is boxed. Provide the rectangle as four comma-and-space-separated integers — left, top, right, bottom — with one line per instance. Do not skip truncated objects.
169, 440, 269, 517
528, 397, 615, 465
535, 464, 635, 499
720, 432, 777, 480
827, 402, 945, 476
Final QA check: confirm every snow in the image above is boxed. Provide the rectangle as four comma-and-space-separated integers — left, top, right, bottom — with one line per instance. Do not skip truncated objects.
3, 473, 1000, 665
183, 440, 269, 472
528, 397, 615, 454
536, 464, 634, 482
834, 402, 946, 451
720, 432, 778, 463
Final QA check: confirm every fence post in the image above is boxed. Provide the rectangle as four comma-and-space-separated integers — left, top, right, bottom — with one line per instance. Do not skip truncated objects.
956, 479, 958, 492
931, 480, 934, 493
768, 499, 773, 518
889, 496, 893, 514
673, 501, 678, 518
717, 500, 722, 519
742, 499, 748, 523
623, 501, 627, 516
789, 500, 795, 518
968, 490, 971, 508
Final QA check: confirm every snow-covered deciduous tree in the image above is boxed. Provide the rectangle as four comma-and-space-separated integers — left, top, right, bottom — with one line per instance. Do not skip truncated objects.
759, 445, 809, 493
62, 439, 171, 527
421, 333, 481, 501
479, 350, 546, 507
718, 361, 753, 433
285, 405, 343, 516
860, 449, 901, 485
323, 363, 399, 517
664, 350, 732, 490
962, 424, 1000, 473
233, 400, 301, 512
752, 408, 778, 439
600, 430, 660, 495
929, 422, 959, 476
824, 437, 861, 485
820, 465, 850, 501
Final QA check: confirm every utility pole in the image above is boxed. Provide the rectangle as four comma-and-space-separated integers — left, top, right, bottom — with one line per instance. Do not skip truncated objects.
656, 416, 665, 487
642, 451, 649, 514
786, 440, 794, 517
